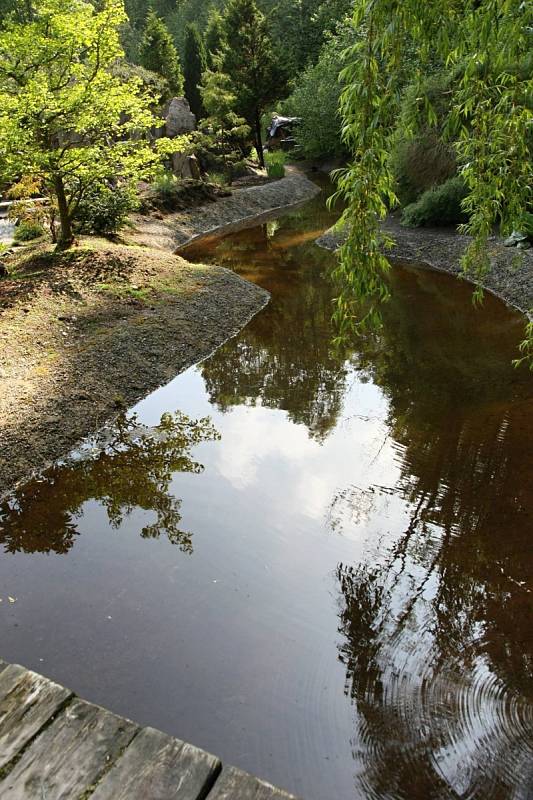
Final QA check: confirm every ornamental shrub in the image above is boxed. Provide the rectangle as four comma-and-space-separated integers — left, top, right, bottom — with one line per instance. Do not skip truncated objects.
401, 176, 469, 227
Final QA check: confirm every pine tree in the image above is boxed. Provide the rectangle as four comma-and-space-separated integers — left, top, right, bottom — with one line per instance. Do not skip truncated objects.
183, 23, 207, 120
204, 7, 225, 69
221, 0, 286, 167
139, 9, 183, 97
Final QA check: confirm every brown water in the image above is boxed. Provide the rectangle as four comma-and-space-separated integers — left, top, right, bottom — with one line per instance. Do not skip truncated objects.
1, 186, 532, 799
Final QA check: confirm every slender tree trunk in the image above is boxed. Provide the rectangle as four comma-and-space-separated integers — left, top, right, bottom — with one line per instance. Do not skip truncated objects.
53, 174, 73, 249
254, 107, 264, 168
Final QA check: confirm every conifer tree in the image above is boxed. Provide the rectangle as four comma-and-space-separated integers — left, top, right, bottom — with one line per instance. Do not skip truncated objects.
221, 0, 286, 167
204, 7, 225, 69
139, 9, 183, 96
183, 23, 207, 120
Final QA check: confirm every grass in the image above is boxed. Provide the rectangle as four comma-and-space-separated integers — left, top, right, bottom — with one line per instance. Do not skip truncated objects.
264, 150, 287, 178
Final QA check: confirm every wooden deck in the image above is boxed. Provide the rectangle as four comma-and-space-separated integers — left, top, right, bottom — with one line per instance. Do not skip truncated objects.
0, 658, 300, 799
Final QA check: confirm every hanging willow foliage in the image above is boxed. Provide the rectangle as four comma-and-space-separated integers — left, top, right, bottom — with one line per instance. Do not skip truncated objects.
331, 0, 532, 359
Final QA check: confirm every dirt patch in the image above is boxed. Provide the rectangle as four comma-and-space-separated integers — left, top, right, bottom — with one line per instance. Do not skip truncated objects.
129, 172, 322, 252
0, 239, 268, 496
317, 216, 533, 317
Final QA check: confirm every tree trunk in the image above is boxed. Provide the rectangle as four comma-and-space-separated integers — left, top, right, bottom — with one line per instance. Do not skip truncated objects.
53, 174, 74, 249
254, 108, 264, 168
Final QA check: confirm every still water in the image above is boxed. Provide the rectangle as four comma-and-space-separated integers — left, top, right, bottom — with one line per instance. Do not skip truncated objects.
1, 187, 532, 799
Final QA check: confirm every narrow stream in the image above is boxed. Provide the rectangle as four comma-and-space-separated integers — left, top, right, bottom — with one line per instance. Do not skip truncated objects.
1, 185, 532, 799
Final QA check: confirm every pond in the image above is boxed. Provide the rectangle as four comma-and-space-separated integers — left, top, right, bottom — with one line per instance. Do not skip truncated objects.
1, 183, 532, 799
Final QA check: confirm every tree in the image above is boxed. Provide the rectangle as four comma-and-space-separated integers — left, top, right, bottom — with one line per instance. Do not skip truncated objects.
221, 0, 287, 167
183, 23, 207, 120
204, 7, 225, 69
197, 65, 251, 180
138, 8, 184, 96
281, 22, 352, 159
332, 0, 532, 356
0, 0, 179, 247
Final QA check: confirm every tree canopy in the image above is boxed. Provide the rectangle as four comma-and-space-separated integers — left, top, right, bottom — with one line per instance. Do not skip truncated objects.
221, 0, 287, 166
332, 0, 533, 343
139, 8, 184, 97
183, 22, 207, 120
0, 0, 178, 246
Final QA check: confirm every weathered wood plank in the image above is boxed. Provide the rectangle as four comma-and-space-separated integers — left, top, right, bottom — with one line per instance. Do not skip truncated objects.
0, 697, 138, 799
0, 664, 72, 769
207, 766, 301, 800
91, 726, 221, 800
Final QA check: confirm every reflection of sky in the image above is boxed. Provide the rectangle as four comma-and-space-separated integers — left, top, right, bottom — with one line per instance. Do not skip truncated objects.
136, 364, 403, 550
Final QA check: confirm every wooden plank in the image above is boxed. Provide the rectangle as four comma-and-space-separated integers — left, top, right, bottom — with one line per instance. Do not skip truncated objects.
0, 664, 72, 769
206, 766, 301, 800
0, 697, 138, 799
91, 726, 221, 800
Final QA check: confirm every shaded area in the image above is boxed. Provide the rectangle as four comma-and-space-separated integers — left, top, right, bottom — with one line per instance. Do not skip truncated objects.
0, 411, 219, 555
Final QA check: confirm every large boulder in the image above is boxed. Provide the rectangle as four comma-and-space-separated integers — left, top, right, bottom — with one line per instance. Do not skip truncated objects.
164, 97, 196, 137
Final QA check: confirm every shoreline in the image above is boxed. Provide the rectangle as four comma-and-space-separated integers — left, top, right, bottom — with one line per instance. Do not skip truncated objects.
316, 216, 533, 319
129, 172, 322, 252
0, 174, 321, 496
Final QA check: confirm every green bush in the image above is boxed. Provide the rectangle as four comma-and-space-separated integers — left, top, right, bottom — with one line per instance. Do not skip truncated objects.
401, 176, 469, 227
265, 150, 286, 178
280, 22, 352, 160
152, 170, 178, 197
390, 133, 457, 206
74, 184, 136, 235
14, 220, 46, 242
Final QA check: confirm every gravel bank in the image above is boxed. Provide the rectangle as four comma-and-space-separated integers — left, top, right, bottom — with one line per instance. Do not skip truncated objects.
0, 241, 268, 496
317, 216, 533, 316
130, 172, 322, 252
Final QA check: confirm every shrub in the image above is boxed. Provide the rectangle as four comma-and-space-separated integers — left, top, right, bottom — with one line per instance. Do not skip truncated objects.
265, 150, 286, 178
401, 176, 469, 227
14, 220, 46, 242
280, 22, 352, 160
74, 185, 137, 235
390, 133, 457, 206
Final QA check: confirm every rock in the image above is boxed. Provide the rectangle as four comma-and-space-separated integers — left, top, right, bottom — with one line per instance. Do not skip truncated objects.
171, 152, 201, 180
503, 230, 528, 247
517, 239, 531, 250
0, 262, 7, 278
163, 97, 196, 137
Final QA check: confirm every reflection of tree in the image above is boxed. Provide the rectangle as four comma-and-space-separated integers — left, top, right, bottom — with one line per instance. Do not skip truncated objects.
331, 266, 533, 797
197, 211, 350, 442
327, 268, 533, 797
0, 412, 220, 555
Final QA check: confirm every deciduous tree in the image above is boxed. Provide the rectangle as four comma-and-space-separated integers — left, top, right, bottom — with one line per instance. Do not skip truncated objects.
0, 0, 179, 248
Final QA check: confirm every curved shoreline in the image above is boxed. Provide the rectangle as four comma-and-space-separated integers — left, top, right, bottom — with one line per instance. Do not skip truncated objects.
316, 216, 533, 319
130, 173, 322, 253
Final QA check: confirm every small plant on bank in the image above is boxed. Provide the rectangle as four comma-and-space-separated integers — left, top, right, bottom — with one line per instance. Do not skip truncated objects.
74, 184, 137, 235
14, 220, 46, 242
265, 150, 286, 178
401, 176, 469, 228
151, 170, 180, 202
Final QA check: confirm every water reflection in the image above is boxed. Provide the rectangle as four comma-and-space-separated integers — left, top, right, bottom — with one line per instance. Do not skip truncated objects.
1, 184, 532, 800
186, 204, 533, 798
0, 411, 219, 554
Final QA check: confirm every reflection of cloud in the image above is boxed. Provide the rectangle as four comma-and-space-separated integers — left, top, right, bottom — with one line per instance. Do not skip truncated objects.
210, 379, 404, 544
215, 406, 317, 490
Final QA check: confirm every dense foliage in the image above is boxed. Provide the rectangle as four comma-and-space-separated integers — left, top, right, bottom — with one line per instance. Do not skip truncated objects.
0, 0, 178, 247
221, 0, 287, 166
138, 8, 184, 97
332, 0, 532, 340
183, 23, 207, 120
